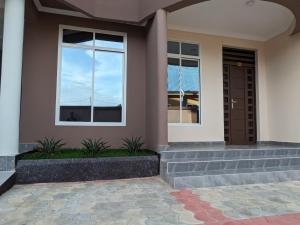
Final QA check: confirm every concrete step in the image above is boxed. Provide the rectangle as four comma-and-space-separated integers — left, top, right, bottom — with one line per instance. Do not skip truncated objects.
160, 144, 300, 188
168, 167, 300, 188
161, 148, 300, 160
164, 157, 300, 174
0, 171, 15, 195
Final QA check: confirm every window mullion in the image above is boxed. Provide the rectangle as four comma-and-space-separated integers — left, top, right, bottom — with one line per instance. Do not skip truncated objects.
91, 49, 96, 123
179, 42, 183, 124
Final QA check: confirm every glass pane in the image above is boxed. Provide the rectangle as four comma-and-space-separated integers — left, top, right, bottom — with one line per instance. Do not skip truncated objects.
93, 51, 123, 122
181, 42, 199, 56
168, 58, 180, 123
63, 29, 93, 46
59, 47, 93, 122
168, 41, 180, 54
181, 59, 200, 124
168, 58, 180, 92
95, 33, 124, 49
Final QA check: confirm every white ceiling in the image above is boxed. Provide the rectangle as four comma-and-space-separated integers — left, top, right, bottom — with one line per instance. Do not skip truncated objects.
168, 0, 295, 41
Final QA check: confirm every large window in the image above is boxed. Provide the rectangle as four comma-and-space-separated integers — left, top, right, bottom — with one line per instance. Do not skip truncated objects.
56, 26, 127, 126
167, 41, 201, 125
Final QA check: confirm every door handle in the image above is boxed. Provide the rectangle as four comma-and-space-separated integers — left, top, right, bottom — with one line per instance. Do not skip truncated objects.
231, 99, 237, 109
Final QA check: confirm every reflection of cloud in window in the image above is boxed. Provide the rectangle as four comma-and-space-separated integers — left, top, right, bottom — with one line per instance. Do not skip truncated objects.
94, 51, 123, 107
60, 48, 93, 106
60, 47, 123, 107
168, 64, 200, 92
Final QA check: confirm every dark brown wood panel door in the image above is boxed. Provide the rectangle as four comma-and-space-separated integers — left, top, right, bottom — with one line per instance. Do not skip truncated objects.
230, 65, 247, 145
223, 64, 256, 145
223, 48, 256, 145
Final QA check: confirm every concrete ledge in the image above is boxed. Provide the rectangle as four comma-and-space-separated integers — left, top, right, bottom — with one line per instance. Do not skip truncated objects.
0, 171, 16, 196
19, 143, 37, 154
0, 156, 15, 171
168, 142, 225, 149
258, 141, 300, 147
16, 156, 159, 184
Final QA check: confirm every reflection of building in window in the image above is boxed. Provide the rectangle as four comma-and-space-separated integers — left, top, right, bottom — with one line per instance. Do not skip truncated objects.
167, 41, 201, 124
60, 105, 122, 122
56, 26, 126, 125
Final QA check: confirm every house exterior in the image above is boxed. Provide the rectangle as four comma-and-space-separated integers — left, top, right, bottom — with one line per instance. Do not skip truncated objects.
0, 0, 300, 169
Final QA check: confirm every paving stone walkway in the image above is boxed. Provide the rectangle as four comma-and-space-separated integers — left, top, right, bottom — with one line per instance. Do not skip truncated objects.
172, 181, 300, 225
1, 177, 300, 225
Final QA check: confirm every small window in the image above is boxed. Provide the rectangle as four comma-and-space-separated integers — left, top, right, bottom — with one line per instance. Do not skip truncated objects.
167, 41, 201, 125
95, 33, 124, 49
168, 41, 180, 54
181, 42, 199, 56
63, 29, 93, 45
57, 26, 127, 126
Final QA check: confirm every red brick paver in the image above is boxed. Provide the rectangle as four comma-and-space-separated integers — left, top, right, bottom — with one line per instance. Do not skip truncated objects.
171, 189, 300, 225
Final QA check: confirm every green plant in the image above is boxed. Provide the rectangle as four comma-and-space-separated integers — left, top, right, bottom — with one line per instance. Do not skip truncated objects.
122, 137, 144, 153
81, 138, 110, 156
37, 138, 65, 154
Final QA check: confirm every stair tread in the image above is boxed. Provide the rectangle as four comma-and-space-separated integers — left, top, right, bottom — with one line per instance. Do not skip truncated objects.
163, 155, 300, 163
162, 146, 300, 153
168, 166, 300, 177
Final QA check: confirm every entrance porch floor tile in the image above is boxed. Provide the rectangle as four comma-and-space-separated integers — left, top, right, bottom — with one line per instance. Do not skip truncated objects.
1, 177, 300, 225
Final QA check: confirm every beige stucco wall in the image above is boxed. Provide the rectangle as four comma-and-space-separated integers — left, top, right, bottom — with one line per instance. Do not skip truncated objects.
167, 30, 270, 142
265, 31, 300, 143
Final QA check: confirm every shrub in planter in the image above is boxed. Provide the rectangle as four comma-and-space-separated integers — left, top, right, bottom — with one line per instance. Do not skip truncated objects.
81, 138, 110, 157
37, 138, 65, 154
122, 137, 144, 153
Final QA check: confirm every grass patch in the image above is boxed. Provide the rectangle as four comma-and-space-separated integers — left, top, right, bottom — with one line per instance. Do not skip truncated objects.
20, 149, 156, 160
20, 149, 157, 160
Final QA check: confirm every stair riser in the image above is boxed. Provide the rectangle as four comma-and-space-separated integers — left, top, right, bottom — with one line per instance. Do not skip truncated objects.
167, 158, 300, 173
172, 170, 300, 188
161, 149, 300, 160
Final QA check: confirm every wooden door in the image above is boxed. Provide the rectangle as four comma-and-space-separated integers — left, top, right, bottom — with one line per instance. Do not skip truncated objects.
223, 48, 256, 145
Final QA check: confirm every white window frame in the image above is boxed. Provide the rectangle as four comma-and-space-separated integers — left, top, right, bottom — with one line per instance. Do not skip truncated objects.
55, 25, 127, 127
167, 40, 202, 126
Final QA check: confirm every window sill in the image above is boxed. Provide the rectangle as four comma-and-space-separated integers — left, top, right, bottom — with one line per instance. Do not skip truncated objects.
168, 123, 202, 127
55, 121, 127, 127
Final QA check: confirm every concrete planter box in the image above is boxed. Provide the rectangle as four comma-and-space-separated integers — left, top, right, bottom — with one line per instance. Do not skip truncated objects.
16, 155, 159, 184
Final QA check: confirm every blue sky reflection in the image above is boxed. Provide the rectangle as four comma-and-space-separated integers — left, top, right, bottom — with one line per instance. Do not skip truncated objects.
60, 47, 123, 107
168, 62, 200, 92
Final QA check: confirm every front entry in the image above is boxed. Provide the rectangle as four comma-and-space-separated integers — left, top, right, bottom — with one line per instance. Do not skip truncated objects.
223, 48, 257, 145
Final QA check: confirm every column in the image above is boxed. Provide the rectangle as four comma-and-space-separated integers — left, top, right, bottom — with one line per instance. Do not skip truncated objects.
0, 0, 25, 156
146, 9, 168, 151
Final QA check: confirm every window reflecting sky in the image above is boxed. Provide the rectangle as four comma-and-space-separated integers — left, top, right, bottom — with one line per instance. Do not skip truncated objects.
60, 47, 123, 107
60, 47, 93, 106
168, 60, 200, 92
168, 64, 180, 92
182, 60, 200, 92
94, 51, 123, 107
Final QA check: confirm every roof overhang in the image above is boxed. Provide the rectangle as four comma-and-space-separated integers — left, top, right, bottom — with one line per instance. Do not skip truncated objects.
32, 0, 300, 35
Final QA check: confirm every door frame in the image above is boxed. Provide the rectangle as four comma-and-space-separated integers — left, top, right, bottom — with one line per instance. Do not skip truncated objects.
222, 46, 258, 145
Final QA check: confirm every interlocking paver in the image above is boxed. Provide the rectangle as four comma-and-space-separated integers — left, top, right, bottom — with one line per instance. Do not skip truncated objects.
1, 178, 300, 225
172, 181, 300, 225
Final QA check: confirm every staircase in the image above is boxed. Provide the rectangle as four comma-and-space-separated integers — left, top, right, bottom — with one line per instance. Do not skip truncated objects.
160, 143, 300, 188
